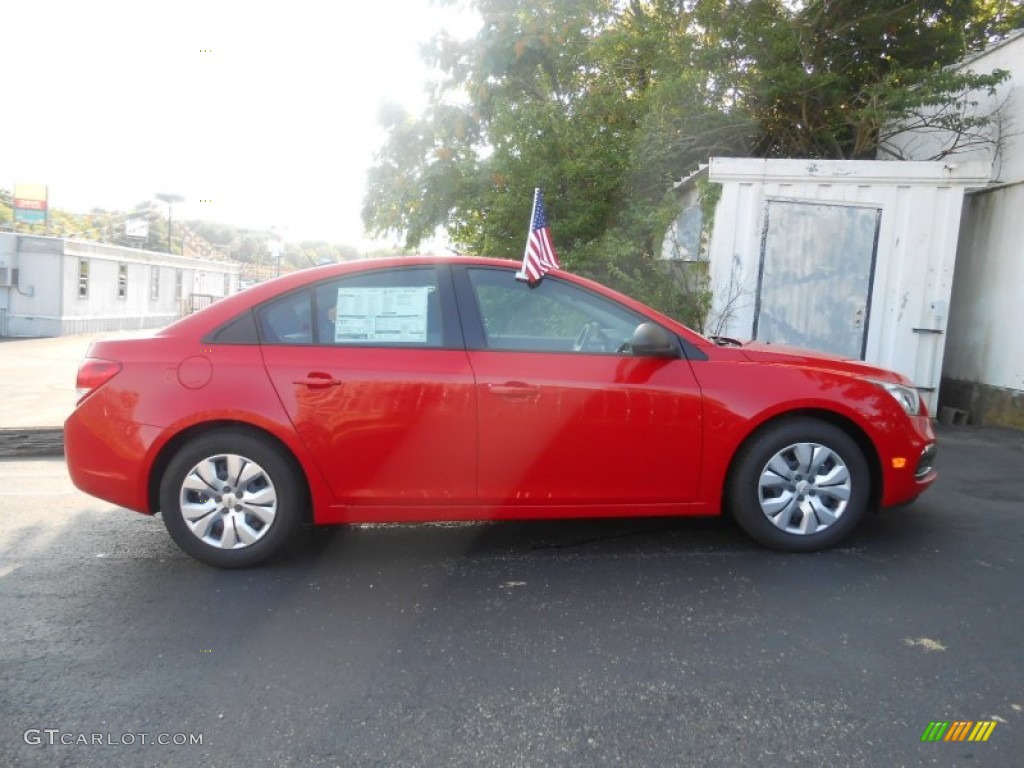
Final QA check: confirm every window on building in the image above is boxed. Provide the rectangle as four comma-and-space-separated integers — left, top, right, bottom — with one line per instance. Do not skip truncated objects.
117, 264, 128, 299
669, 205, 703, 261
223, 273, 230, 297
175, 270, 183, 300
78, 259, 89, 299
150, 266, 160, 301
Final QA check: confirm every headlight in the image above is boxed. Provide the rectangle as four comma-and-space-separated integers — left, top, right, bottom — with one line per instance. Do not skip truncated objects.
870, 379, 921, 415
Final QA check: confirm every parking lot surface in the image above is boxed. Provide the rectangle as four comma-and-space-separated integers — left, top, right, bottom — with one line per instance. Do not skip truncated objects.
0, 332, 145, 458
0, 332, 140, 429
0, 424, 1021, 766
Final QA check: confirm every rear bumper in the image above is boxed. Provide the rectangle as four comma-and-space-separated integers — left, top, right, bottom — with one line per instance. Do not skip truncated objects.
64, 408, 158, 514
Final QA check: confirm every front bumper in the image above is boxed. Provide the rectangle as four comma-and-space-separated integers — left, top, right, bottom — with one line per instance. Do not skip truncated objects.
880, 415, 937, 507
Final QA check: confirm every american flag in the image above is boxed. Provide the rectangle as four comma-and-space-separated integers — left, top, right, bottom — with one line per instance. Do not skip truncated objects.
519, 188, 560, 284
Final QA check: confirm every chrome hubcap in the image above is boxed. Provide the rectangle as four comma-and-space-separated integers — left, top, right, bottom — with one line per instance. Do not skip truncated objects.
757, 442, 852, 535
179, 453, 277, 549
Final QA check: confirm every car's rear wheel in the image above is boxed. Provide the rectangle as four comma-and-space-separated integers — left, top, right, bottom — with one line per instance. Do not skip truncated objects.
728, 418, 870, 552
159, 429, 303, 568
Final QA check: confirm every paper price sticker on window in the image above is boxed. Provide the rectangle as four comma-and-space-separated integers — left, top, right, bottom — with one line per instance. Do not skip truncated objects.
335, 286, 430, 344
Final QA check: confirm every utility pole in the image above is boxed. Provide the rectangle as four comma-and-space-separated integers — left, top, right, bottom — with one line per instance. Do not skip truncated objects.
156, 193, 184, 253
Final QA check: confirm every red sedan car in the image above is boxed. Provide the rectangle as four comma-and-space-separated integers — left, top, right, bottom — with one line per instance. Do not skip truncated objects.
65, 257, 936, 567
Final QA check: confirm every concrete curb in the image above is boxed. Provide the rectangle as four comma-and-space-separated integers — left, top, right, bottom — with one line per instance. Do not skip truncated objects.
0, 428, 65, 459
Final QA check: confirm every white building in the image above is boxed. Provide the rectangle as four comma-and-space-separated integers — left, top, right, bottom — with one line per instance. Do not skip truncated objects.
885, 30, 1024, 428
0, 234, 241, 337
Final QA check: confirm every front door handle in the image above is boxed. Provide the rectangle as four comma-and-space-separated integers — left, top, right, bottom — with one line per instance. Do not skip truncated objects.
487, 382, 539, 400
294, 372, 342, 388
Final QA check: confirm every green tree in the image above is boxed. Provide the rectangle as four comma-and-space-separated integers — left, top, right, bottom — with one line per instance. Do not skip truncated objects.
363, 0, 727, 321
363, 0, 1018, 321
720, 0, 1019, 158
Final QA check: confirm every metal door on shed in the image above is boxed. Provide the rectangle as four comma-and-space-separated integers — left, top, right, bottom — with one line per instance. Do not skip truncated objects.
754, 200, 881, 360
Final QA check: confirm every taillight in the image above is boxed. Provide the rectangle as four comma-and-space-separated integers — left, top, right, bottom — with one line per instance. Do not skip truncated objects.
76, 358, 123, 399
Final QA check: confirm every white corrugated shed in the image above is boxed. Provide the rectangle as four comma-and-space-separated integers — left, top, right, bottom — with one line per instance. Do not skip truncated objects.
705, 157, 991, 412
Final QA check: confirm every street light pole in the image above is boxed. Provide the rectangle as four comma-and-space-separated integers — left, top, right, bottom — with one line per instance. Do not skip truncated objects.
156, 193, 184, 253
269, 225, 286, 277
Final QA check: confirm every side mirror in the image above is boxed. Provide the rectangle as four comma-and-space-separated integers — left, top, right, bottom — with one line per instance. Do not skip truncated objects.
630, 322, 680, 358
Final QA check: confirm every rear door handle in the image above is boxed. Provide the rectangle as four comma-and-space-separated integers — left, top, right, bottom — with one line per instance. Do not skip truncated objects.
294, 372, 342, 388
487, 382, 539, 399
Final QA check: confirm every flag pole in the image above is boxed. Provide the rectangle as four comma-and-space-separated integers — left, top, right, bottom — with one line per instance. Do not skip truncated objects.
515, 188, 541, 282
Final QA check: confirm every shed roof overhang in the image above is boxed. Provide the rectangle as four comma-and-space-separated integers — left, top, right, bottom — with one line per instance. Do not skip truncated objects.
709, 157, 992, 188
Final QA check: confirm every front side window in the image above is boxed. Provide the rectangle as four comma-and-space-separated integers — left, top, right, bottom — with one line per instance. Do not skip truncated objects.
467, 268, 642, 354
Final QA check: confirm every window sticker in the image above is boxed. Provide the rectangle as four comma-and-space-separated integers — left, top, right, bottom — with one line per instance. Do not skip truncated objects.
334, 286, 431, 343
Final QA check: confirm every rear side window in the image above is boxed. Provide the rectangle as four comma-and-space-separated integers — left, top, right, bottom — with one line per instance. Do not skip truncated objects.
256, 267, 443, 347
258, 291, 313, 345
313, 268, 442, 347
211, 311, 259, 344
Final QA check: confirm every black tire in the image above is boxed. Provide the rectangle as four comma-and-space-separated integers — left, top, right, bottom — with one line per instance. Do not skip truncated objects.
727, 418, 870, 552
159, 429, 305, 568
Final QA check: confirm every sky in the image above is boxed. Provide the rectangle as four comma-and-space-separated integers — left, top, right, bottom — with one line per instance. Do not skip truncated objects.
1, 0, 480, 252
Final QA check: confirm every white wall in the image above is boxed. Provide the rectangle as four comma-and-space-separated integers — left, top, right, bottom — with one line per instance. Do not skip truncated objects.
883, 31, 1024, 423
3, 236, 64, 336
192, 269, 233, 297
0, 236, 12, 335
944, 184, 1024, 392
885, 30, 1024, 183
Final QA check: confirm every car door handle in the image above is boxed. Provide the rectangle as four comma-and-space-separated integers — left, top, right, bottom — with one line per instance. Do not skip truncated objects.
487, 382, 539, 399
294, 372, 342, 388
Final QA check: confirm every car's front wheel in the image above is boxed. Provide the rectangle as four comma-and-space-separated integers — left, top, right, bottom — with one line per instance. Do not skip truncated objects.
728, 418, 870, 552
159, 429, 304, 567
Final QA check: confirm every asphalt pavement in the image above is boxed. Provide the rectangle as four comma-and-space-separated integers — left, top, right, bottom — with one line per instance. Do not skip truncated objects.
0, 423, 1022, 767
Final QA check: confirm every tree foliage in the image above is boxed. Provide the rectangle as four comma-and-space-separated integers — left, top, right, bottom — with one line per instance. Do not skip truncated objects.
363, 0, 1021, 319
723, 0, 1018, 158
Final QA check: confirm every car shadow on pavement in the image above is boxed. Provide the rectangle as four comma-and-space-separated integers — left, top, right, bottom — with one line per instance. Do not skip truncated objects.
272, 514, 753, 569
